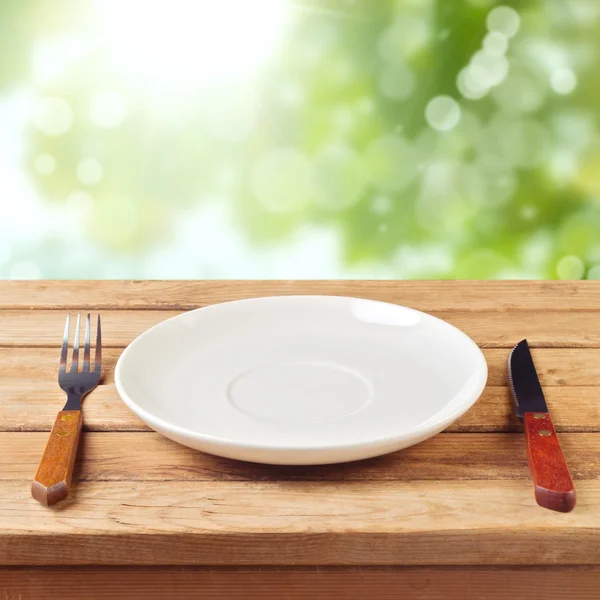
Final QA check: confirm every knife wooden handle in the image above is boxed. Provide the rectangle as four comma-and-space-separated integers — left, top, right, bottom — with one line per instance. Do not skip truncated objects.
31, 410, 83, 506
524, 412, 576, 513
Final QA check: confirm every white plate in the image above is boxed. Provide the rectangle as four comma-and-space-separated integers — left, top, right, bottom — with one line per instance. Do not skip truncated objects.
115, 296, 487, 465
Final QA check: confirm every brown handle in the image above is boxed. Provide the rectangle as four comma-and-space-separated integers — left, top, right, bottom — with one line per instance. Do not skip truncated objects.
524, 412, 576, 513
31, 410, 83, 506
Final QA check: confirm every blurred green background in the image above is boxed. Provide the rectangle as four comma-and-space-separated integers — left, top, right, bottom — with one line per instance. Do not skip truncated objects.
1, 0, 599, 279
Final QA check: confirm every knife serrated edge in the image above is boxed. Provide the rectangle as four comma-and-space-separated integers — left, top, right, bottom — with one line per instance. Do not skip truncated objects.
507, 340, 522, 413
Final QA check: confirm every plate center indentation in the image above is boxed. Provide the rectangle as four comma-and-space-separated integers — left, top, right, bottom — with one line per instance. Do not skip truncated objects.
227, 362, 373, 424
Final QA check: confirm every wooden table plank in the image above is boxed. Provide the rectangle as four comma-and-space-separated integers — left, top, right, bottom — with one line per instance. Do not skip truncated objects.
3, 346, 599, 388
3, 432, 599, 482
2, 280, 600, 311
2, 566, 600, 600
2, 280, 599, 572
0, 310, 179, 347
486, 348, 600, 386
2, 309, 600, 347
454, 387, 600, 432
2, 384, 598, 432
0, 348, 120, 383
3, 347, 599, 436
1, 480, 600, 565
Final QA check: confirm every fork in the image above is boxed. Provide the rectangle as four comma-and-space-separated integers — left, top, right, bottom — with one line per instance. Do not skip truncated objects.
31, 314, 102, 506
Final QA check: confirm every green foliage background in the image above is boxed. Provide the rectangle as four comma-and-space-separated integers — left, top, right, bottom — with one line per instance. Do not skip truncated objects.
1, 0, 599, 279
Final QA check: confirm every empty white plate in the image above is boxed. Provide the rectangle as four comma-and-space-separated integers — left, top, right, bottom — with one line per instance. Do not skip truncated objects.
115, 296, 487, 464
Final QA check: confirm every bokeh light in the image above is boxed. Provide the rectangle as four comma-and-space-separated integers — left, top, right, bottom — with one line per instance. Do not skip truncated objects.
313, 144, 366, 210
364, 135, 418, 192
92, 0, 288, 85
253, 148, 314, 214
0, 0, 599, 279
486, 5, 520, 38
379, 63, 416, 101
550, 68, 578, 95
34, 154, 56, 176
90, 92, 127, 129
497, 119, 550, 169
556, 255, 585, 280
34, 98, 73, 136
492, 69, 547, 114
425, 96, 462, 132
483, 32, 508, 56
77, 159, 103, 186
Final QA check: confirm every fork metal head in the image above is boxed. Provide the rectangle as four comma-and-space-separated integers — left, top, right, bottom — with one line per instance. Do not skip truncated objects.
59, 313, 102, 410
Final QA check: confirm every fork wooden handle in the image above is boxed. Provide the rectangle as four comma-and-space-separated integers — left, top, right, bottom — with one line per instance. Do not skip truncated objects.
32, 410, 83, 506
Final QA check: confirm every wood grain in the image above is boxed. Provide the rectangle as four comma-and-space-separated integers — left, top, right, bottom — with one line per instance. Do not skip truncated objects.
2, 346, 599, 388
1, 280, 599, 311
455, 387, 600, 432
2, 309, 600, 348
485, 348, 600, 387
2, 280, 600, 571
3, 432, 600, 482
2, 566, 600, 600
1, 480, 600, 565
0, 348, 119, 384
2, 384, 598, 432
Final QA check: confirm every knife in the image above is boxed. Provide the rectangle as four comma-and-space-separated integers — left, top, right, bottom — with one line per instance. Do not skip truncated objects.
508, 339, 576, 513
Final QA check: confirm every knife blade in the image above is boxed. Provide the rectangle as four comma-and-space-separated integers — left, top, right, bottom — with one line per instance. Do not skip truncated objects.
508, 339, 576, 512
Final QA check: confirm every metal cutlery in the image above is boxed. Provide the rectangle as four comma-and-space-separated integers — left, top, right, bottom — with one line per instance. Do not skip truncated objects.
508, 339, 576, 512
31, 314, 102, 506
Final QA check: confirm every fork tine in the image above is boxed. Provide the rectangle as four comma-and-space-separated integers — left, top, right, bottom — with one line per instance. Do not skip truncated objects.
95, 314, 102, 373
71, 313, 81, 372
83, 313, 91, 372
59, 314, 70, 373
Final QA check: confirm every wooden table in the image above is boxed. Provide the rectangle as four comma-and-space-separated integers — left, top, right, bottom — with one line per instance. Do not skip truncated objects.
1, 281, 600, 599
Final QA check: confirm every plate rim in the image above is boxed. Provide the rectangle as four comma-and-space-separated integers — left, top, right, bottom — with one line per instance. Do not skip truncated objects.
115, 294, 488, 452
